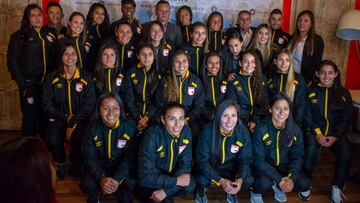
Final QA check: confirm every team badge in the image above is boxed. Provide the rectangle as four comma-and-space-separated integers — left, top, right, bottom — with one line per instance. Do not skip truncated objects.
75, 83, 83, 92
230, 144, 239, 153
136, 27, 141, 34
220, 85, 227, 93
128, 50, 133, 57
278, 37, 284, 44
188, 86, 195, 96
27, 97, 34, 104
46, 35, 54, 42
117, 139, 127, 148
179, 145, 186, 154
116, 77, 123, 86
163, 48, 169, 56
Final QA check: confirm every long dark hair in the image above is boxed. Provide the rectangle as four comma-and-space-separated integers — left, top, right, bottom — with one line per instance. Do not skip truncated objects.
147, 20, 167, 47
66, 12, 87, 44
314, 60, 345, 110
136, 42, 160, 95
94, 43, 122, 93
269, 92, 295, 148
207, 11, 223, 31
94, 91, 126, 122
86, 2, 110, 27
58, 42, 79, 71
200, 52, 225, 92
0, 137, 57, 203
20, 4, 42, 38
210, 100, 242, 166
176, 5, 193, 26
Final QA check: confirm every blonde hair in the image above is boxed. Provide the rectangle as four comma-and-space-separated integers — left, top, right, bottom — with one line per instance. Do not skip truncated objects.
249, 24, 273, 66
275, 49, 296, 102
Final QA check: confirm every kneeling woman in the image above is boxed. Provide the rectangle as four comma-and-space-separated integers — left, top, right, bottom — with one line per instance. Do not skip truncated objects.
80, 92, 137, 203
42, 42, 96, 180
138, 102, 195, 202
251, 93, 308, 203
195, 99, 253, 203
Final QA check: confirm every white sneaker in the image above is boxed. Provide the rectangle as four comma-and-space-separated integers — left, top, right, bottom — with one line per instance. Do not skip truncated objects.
331, 185, 346, 203
298, 189, 311, 201
250, 191, 264, 203
272, 184, 287, 202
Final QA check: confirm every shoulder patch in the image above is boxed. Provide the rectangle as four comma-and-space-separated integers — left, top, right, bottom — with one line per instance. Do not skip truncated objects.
236, 141, 243, 147
234, 81, 239, 85
157, 145, 163, 152
191, 82, 197, 88
309, 92, 316, 98
80, 78, 88, 85
183, 139, 189, 144
52, 77, 59, 84
123, 133, 130, 140
262, 133, 269, 141
131, 73, 136, 78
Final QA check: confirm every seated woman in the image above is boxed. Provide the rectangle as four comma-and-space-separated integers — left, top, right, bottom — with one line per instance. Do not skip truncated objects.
94, 43, 125, 98
200, 52, 227, 122
221, 32, 243, 81
251, 93, 309, 203
0, 137, 57, 203
138, 102, 195, 202
80, 92, 137, 203
195, 99, 253, 203
299, 60, 352, 203
42, 42, 96, 180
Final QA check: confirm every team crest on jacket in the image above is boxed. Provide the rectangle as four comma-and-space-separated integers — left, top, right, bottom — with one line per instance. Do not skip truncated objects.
117, 139, 127, 148
230, 144, 239, 153
76, 83, 84, 92
163, 48, 169, 56
188, 86, 195, 96
116, 77, 123, 86
178, 145, 186, 154
278, 37, 284, 44
220, 85, 227, 93
128, 50, 133, 57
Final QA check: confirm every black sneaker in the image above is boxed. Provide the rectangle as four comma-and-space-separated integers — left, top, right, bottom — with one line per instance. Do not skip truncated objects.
57, 164, 67, 180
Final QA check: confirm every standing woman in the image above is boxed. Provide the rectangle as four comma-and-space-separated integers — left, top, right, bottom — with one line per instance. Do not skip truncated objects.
200, 52, 227, 122
221, 32, 243, 81
207, 11, 225, 52
86, 2, 111, 74
81, 92, 137, 203
124, 43, 160, 131
249, 23, 277, 74
93, 43, 125, 98
181, 22, 207, 76
195, 100, 253, 203
58, 12, 90, 70
7, 4, 57, 137
267, 49, 307, 128
288, 10, 324, 83
226, 51, 268, 133
251, 93, 308, 203
299, 60, 352, 203
42, 42, 96, 180
154, 50, 205, 137
147, 20, 173, 76
176, 5, 193, 43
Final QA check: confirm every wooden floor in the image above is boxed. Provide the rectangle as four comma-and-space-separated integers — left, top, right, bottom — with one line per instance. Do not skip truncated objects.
1, 131, 360, 203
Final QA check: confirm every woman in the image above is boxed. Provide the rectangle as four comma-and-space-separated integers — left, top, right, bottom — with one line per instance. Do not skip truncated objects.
207, 11, 225, 52
200, 52, 227, 122
93, 43, 125, 98
249, 23, 277, 74
124, 43, 160, 131
0, 137, 57, 203
7, 4, 56, 137
154, 50, 205, 137
86, 2, 111, 74
138, 102, 195, 202
58, 12, 89, 70
147, 20, 173, 76
288, 10, 324, 83
181, 22, 207, 76
299, 60, 352, 203
42, 42, 96, 180
81, 92, 137, 203
267, 49, 307, 128
221, 32, 243, 81
195, 100, 253, 203
226, 51, 268, 133
251, 93, 308, 203
176, 5, 193, 43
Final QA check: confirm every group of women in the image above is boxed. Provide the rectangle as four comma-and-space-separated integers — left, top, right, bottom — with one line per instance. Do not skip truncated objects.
5, 1, 353, 203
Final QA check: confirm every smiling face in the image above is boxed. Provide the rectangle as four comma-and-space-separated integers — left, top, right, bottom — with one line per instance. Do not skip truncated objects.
257, 27, 270, 45
100, 97, 120, 128
101, 48, 116, 69
46, 6, 62, 26
209, 14, 222, 31
241, 53, 256, 75
206, 55, 221, 76
121, 3, 135, 19
316, 64, 338, 87
269, 13, 282, 30
270, 99, 290, 127
179, 8, 191, 25
29, 8, 42, 28
228, 38, 243, 57
69, 14, 84, 36
191, 25, 207, 46
173, 53, 189, 77
137, 47, 154, 69
274, 52, 291, 74
115, 24, 133, 45
62, 46, 78, 68
92, 6, 105, 25
150, 23, 164, 42
161, 107, 185, 137
238, 12, 251, 32
220, 105, 238, 134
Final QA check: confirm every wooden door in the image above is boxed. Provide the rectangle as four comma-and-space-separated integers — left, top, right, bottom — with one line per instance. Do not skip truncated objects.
0, 0, 39, 130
